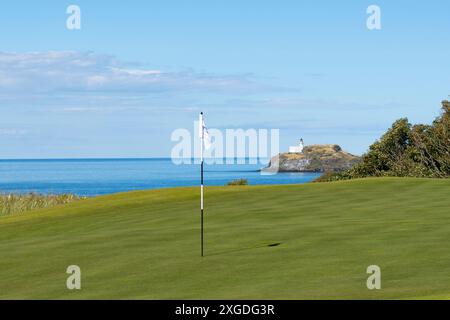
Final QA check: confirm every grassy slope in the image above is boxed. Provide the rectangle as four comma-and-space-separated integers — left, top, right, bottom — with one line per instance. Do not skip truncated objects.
1, 178, 450, 299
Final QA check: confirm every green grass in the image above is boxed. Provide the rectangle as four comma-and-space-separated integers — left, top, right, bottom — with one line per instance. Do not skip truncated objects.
1, 178, 450, 299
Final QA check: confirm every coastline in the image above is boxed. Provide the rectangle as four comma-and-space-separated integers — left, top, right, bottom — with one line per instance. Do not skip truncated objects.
0, 158, 321, 196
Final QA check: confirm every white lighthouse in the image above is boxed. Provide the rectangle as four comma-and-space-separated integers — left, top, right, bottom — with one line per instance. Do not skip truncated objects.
289, 138, 304, 153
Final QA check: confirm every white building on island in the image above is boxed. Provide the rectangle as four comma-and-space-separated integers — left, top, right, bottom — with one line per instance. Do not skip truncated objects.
289, 138, 304, 153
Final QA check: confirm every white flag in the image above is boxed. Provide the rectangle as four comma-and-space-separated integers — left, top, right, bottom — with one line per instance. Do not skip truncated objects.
199, 112, 211, 150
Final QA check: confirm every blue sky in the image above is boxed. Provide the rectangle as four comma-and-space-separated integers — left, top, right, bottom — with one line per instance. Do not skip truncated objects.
0, 0, 449, 158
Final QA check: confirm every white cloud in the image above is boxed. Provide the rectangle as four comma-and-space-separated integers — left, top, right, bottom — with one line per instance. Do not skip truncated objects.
0, 128, 27, 136
0, 51, 266, 94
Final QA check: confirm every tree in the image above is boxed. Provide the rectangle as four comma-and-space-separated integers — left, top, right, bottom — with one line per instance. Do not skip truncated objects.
321, 100, 450, 181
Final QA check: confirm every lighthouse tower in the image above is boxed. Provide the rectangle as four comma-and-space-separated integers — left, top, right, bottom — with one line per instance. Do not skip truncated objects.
289, 138, 304, 153
299, 138, 304, 152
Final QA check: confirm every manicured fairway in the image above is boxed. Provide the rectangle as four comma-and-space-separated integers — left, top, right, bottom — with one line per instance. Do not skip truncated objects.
1, 178, 450, 299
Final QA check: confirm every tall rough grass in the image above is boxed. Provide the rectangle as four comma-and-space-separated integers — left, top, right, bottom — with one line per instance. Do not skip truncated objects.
0, 193, 84, 217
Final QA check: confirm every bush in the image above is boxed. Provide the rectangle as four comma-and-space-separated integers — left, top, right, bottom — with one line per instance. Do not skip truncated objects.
226, 179, 249, 186
313, 171, 350, 182
318, 100, 450, 182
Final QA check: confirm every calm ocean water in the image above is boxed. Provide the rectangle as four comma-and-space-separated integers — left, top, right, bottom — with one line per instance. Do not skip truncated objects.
0, 159, 321, 196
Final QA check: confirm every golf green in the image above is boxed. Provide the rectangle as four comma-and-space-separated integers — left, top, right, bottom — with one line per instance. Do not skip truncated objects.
1, 177, 450, 299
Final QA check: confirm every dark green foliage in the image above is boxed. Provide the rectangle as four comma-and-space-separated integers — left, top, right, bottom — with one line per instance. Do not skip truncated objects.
313, 171, 346, 182
318, 100, 450, 181
226, 178, 249, 186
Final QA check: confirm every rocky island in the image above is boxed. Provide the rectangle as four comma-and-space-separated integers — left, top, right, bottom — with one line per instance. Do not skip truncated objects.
263, 144, 360, 173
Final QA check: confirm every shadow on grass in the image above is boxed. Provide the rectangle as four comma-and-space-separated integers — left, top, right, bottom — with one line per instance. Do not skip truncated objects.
206, 242, 282, 257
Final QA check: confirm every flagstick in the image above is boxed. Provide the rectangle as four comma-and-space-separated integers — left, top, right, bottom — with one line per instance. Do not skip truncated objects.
201, 158, 204, 257
200, 112, 204, 257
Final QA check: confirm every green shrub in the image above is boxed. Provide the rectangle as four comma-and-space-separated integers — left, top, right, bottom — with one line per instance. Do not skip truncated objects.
313, 171, 350, 182
226, 179, 249, 186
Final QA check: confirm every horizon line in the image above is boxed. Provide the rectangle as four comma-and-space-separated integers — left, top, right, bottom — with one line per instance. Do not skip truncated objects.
0, 157, 271, 161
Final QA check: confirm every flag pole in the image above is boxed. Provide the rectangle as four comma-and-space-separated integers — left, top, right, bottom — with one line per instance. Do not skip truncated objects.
200, 112, 204, 257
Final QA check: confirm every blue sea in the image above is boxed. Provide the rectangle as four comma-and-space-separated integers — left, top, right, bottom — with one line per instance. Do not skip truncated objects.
0, 159, 321, 196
